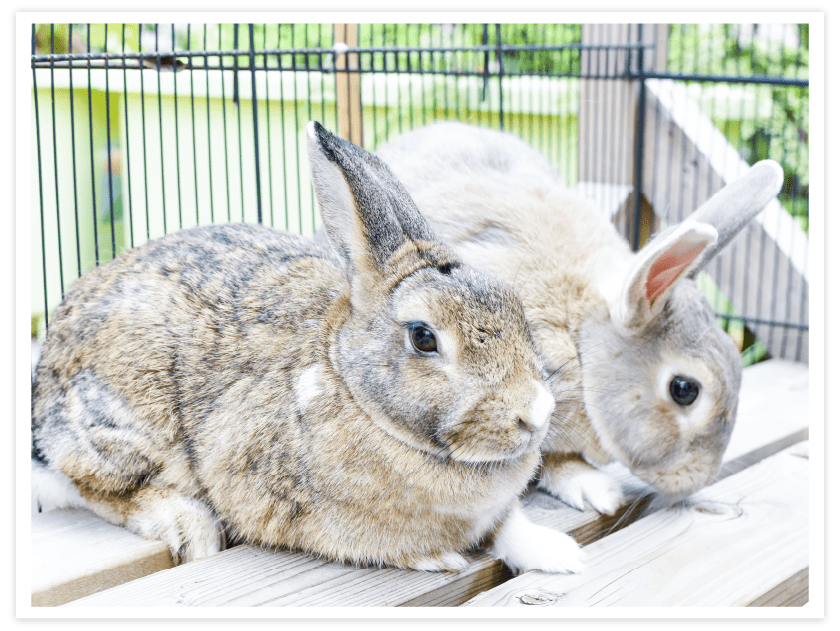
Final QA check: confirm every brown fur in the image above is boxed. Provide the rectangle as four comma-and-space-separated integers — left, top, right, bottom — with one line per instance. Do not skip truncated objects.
32, 123, 574, 572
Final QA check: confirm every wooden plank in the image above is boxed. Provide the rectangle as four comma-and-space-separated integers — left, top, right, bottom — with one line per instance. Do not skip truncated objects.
334, 24, 363, 147
529, 358, 810, 548
721, 359, 809, 473
31, 508, 173, 606
65, 546, 510, 607
61, 360, 806, 607
641, 78, 809, 362
748, 568, 809, 607
463, 442, 809, 607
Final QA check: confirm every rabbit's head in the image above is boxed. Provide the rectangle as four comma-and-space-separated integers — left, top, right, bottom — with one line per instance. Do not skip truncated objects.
308, 122, 555, 465
578, 161, 784, 496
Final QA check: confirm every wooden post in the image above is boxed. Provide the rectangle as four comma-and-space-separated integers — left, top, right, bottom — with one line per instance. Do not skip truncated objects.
578, 24, 667, 247
333, 24, 364, 147
578, 24, 636, 189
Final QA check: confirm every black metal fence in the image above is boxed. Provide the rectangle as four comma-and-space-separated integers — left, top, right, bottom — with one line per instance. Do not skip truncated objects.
29, 22, 809, 363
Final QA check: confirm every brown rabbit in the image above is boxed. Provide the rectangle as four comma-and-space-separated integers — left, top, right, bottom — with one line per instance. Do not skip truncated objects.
31, 122, 583, 574
376, 122, 784, 514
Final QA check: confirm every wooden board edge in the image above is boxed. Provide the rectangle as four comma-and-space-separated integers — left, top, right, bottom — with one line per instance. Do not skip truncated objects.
34, 546, 172, 607
747, 568, 809, 607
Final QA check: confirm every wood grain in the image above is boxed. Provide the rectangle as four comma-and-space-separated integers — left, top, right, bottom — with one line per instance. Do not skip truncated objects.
59, 359, 808, 607
64, 547, 510, 607
31, 508, 173, 606
463, 442, 809, 607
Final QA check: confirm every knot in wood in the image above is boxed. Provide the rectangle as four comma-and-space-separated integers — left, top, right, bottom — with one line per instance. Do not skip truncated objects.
518, 589, 563, 606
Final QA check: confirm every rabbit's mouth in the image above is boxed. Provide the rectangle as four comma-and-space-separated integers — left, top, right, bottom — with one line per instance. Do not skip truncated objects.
631, 459, 719, 497
445, 443, 540, 465
438, 424, 547, 464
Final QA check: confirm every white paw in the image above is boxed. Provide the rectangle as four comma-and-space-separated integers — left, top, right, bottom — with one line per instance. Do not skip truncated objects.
413, 551, 470, 572
489, 502, 585, 575
538, 467, 624, 515
31, 459, 87, 515
127, 492, 224, 565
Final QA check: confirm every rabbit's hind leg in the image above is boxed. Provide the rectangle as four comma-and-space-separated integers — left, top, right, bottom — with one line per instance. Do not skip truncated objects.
31, 458, 87, 515
33, 368, 222, 564
537, 452, 624, 515
80, 484, 225, 565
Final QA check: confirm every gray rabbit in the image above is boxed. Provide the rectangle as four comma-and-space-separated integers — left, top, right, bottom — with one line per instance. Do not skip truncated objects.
376, 122, 784, 514
31, 122, 585, 574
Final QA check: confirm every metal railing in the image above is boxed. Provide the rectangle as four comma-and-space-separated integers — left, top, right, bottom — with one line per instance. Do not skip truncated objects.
29, 22, 809, 362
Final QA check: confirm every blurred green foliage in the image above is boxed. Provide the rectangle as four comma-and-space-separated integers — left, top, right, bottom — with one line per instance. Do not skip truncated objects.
32, 21, 808, 364
668, 24, 809, 233
33, 20, 808, 239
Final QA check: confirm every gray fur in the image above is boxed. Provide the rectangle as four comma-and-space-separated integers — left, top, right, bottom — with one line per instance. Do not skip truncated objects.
31, 122, 584, 574
687, 160, 784, 272
375, 122, 782, 508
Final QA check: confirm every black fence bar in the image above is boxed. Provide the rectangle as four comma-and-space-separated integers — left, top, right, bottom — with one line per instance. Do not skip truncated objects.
31, 42, 652, 66
496, 23, 504, 131
48, 25, 66, 292
31, 51, 809, 85
631, 24, 645, 253
32, 25, 49, 329
104, 24, 117, 258
188, 24, 200, 227
636, 71, 809, 87
248, 24, 264, 224
29, 22, 809, 363
714, 313, 810, 331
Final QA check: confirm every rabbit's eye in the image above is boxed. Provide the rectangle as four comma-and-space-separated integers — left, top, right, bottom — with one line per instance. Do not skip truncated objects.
409, 324, 438, 354
669, 376, 699, 406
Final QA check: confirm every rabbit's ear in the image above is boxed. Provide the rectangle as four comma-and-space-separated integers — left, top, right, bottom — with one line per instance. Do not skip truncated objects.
615, 220, 718, 330
306, 121, 443, 292
686, 159, 784, 275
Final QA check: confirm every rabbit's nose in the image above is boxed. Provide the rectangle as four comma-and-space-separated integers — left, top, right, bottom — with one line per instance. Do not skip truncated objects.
518, 382, 555, 434
517, 416, 539, 434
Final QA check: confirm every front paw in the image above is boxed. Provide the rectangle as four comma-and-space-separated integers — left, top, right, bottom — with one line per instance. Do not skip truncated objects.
489, 502, 585, 575
537, 465, 624, 515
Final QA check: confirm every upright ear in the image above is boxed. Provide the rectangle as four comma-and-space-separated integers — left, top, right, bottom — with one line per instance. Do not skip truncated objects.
306, 121, 447, 296
686, 159, 784, 274
610, 159, 783, 331
615, 220, 718, 330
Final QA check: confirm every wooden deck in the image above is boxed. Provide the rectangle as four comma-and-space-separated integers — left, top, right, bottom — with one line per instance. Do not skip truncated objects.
30, 358, 810, 608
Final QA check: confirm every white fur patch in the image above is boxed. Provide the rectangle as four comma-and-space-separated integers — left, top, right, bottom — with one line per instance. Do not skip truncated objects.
125, 492, 223, 564
413, 551, 470, 572
530, 382, 555, 430
31, 460, 87, 515
295, 365, 323, 410
489, 502, 585, 574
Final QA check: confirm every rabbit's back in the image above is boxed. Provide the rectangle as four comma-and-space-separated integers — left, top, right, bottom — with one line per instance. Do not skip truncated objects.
32, 223, 346, 500
376, 123, 628, 291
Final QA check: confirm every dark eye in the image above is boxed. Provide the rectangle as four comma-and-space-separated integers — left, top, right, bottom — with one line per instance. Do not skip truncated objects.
409, 324, 438, 354
669, 376, 700, 406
